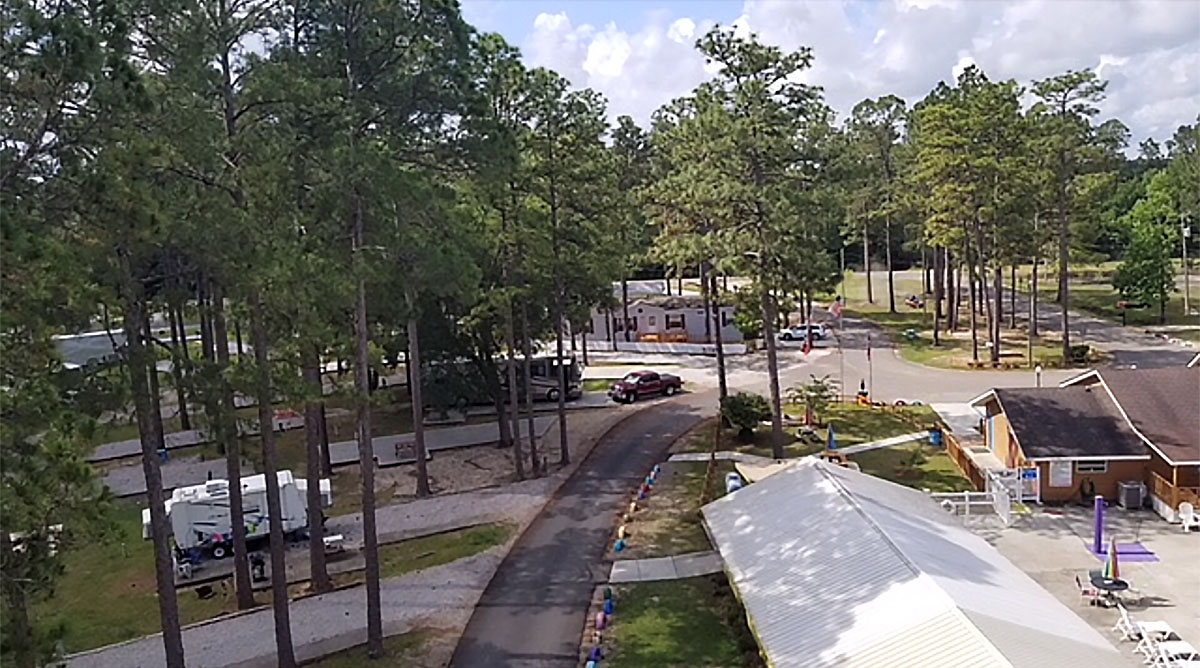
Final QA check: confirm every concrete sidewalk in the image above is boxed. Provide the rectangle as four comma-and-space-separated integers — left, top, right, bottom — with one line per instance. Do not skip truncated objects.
609, 551, 723, 583
836, 431, 928, 455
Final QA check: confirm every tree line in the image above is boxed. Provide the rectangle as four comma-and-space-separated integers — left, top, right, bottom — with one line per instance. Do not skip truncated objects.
2, 2, 1196, 665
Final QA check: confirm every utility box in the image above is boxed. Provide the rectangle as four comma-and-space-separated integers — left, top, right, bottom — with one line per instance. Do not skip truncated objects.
1118, 481, 1145, 510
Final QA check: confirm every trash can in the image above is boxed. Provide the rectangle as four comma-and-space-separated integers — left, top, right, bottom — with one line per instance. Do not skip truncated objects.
928, 428, 943, 446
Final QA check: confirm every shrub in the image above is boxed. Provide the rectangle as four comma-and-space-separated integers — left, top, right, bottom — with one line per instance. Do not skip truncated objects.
721, 392, 771, 441
1068, 344, 1091, 362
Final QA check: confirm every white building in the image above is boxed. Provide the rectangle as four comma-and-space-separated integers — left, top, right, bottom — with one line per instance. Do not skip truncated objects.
589, 292, 742, 344
701, 458, 1128, 668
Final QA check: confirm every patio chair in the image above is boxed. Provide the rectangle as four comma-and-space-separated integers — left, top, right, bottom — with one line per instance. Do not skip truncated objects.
1134, 622, 1179, 660
1076, 574, 1099, 605
1179, 503, 1200, 532
1152, 640, 1199, 667
1113, 603, 1136, 641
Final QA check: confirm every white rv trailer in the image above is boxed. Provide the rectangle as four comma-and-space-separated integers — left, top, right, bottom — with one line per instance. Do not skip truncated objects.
142, 471, 331, 558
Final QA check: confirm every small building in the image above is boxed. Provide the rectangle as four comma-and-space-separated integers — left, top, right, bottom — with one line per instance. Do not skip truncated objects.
701, 459, 1128, 668
588, 293, 741, 344
971, 366, 1199, 519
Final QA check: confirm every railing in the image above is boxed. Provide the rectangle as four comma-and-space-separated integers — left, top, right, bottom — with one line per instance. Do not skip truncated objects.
929, 490, 1009, 524
944, 434, 986, 491
1148, 470, 1200, 515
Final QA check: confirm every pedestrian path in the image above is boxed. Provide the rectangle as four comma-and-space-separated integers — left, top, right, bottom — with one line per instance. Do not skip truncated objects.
608, 551, 723, 583
835, 431, 928, 455
668, 451, 778, 464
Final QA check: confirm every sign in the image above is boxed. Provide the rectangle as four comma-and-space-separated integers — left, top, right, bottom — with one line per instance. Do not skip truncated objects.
1020, 468, 1038, 480
1049, 461, 1072, 488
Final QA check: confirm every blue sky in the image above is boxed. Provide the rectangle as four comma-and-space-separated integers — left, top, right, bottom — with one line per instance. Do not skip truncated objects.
459, 0, 1200, 147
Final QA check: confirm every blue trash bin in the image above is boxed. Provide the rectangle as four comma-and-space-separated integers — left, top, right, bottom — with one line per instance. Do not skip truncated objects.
928, 428, 943, 446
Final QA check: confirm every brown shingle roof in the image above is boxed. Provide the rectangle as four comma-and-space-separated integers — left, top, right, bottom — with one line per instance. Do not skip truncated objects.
994, 387, 1147, 460
1094, 367, 1200, 465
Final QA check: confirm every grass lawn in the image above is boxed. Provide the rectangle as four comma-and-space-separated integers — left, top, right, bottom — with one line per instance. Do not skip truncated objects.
851, 441, 974, 492
609, 575, 762, 668
1037, 282, 1197, 330
34, 499, 511, 654
673, 417, 825, 459
618, 460, 735, 559
583, 379, 613, 392
302, 630, 432, 667
837, 274, 1101, 369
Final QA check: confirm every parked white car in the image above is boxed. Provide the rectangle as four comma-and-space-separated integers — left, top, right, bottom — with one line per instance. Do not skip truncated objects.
780, 324, 827, 341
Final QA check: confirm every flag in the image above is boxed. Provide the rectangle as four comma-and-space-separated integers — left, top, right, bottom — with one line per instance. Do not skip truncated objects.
829, 296, 844, 319
826, 424, 837, 450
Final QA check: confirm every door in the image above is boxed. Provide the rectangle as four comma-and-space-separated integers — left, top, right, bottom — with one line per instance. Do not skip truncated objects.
638, 372, 662, 395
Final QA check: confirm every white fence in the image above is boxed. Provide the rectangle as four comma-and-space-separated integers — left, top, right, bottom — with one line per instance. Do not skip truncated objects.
930, 490, 1012, 525
585, 340, 749, 356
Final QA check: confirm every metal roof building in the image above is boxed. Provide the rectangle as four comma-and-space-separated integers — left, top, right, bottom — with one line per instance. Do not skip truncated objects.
701, 459, 1128, 668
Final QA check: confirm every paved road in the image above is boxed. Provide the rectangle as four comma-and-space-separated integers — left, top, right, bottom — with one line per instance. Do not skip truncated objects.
449, 390, 712, 667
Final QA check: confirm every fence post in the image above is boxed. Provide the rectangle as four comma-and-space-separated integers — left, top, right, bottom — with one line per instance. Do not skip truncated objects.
964, 490, 970, 517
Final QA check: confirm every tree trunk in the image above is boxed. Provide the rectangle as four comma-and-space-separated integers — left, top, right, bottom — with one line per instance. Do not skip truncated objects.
1031, 255, 1040, 338
1010, 265, 1017, 330
700, 263, 711, 342
1058, 205, 1071, 360
995, 266, 1004, 334
946, 248, 957, 332
520, 302, 539, 475
863, 220, 873, 304
975, 223, 996, 365
406, 309, 431, 497
302, 345, 331, 593
553, 287, 569, 466
621, 278, 631, 342
212, 284, 254, 610
1, 531, 35, 668
319, 405, 332, 476
760, 281, 785, 459
167, 297, 191, 430
966, 232, 979, 362
250, 291, 296, 667
505, 304, 526, 481
581, 328, 588, 366
234, 318, 244, 360
198, 281, 213, 364
710, 272, 728, 401
352, 192, 383, 658
665, 268, 672, 295
885, 216, 896, 313
121, 279, 184, 668
932, 247, 943, 346
923, 242, 931, 296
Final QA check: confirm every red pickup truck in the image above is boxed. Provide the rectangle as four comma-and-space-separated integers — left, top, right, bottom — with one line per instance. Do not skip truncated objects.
607, 370, 683, 404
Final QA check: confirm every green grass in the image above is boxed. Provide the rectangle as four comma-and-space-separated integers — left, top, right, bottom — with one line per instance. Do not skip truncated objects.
301, 630, 432, 667
609, 575, 762, 668
838, 274, 1099, 369
33, 502, 511, 654
1038, 282, 1197, 329
619, 460, 735, 559
583, 379, 613, 392
852, 441, 974, 493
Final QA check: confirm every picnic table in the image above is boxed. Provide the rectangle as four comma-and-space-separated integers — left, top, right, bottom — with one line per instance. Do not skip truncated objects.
1089, 570, 1129, 608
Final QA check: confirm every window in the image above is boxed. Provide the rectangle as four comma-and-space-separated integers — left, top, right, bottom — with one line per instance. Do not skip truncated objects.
648, 315, 657, 326
1048, 461, 1073, 487
1076, 461, 1108, 474
666, 314, 685, 329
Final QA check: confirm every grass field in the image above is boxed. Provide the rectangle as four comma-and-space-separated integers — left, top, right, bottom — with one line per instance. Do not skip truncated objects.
617, 460, 735, 559
609, 575, 762, 668
33, 501, 511, 654
851, 441, 975, 493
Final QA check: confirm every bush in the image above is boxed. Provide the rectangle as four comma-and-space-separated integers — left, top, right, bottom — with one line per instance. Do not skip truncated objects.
721, 392, 771, 441
1068, 344, 1091, 362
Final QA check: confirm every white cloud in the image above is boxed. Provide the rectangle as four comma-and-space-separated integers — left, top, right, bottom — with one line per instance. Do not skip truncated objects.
518, 0, 1200, 145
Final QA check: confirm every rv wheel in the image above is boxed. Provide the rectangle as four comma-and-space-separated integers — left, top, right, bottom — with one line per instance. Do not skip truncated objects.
211, 544, 228, 559
547, 388, 560, 401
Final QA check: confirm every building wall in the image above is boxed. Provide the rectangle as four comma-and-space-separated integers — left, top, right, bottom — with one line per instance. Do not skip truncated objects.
588, 304, 742, 343
1036, 459, 1149, 503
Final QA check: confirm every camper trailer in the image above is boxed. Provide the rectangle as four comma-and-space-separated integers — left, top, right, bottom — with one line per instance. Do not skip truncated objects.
142, 471, 331, 559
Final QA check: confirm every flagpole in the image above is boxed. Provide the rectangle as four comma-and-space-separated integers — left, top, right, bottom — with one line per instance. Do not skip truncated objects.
867, 333, 873, 399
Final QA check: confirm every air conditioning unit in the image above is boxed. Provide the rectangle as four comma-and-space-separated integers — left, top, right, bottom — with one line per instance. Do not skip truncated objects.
1118, 481, 1145, 510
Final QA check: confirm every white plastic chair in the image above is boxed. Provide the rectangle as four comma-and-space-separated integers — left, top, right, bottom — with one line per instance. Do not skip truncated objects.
1112, 603, 1136, 640
1179, 503, 1200, 532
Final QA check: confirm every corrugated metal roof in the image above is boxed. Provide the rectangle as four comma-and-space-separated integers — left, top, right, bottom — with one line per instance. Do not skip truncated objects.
702, 459, 1128, 668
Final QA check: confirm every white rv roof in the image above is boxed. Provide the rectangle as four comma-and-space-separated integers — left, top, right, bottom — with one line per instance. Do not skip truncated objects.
169, 471, 296, 503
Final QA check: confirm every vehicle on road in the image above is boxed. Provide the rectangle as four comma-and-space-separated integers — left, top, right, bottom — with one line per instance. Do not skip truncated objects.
607, 370, 682, 403
780, 324, 827, 341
